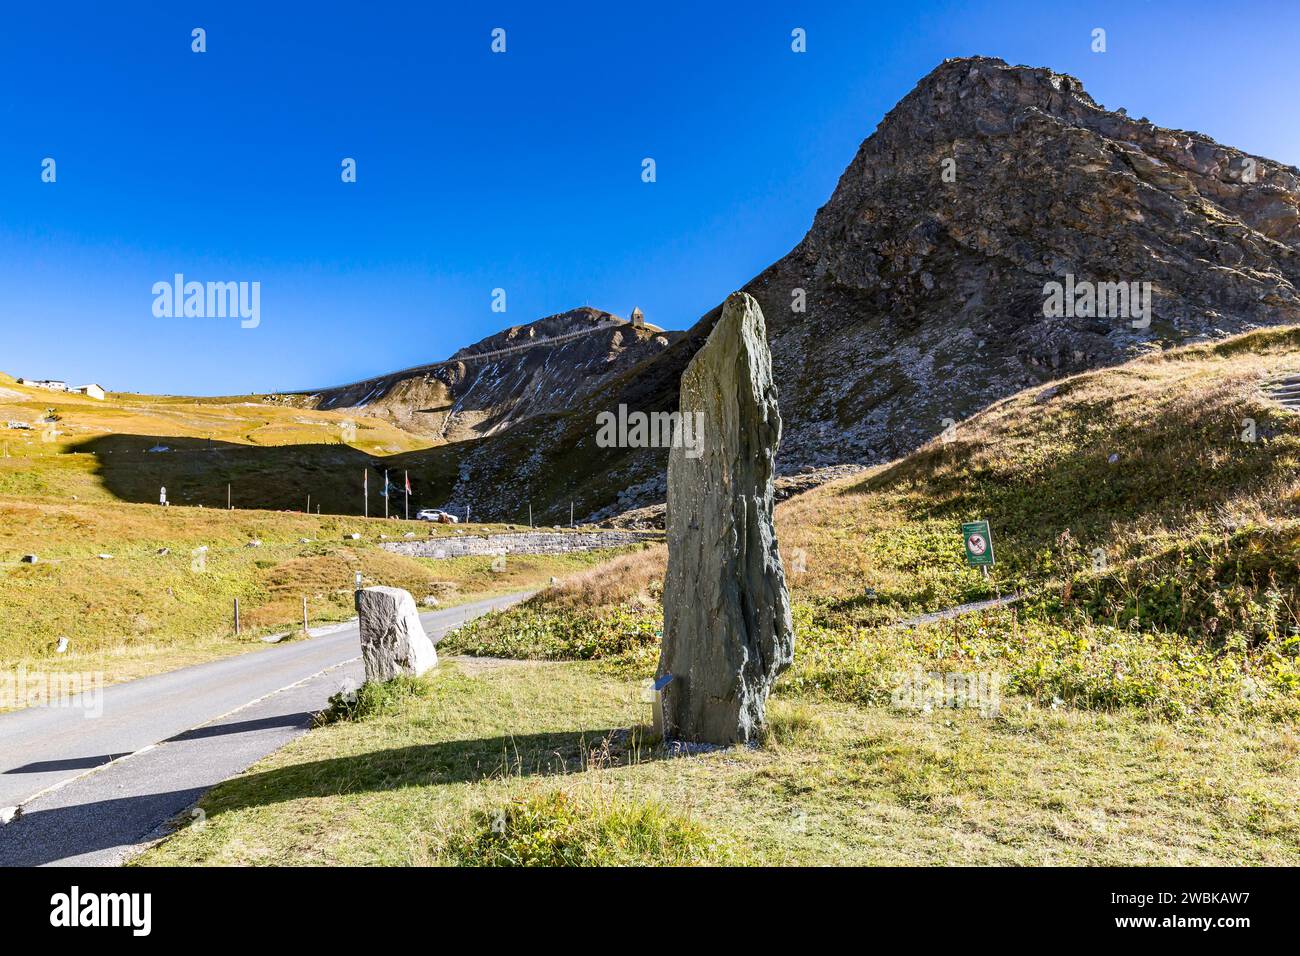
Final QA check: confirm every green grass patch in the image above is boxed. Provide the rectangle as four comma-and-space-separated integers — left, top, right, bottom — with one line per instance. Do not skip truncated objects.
443, 603, 661, 677
134, 659, 1300, 866
435, 596, 1300, 723
316, 675, 437, 726
444, 790, 732, 866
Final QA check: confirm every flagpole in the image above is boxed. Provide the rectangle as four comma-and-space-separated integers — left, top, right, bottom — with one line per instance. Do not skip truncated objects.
384, 469, 389, 519
404, 470, 410, 520
364, 468, 368, 518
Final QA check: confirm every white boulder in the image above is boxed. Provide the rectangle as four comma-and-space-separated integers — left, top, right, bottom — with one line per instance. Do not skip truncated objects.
354, 586, 437, 682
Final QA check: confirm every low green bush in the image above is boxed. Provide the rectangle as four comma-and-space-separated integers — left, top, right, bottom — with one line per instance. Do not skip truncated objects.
315, 674, 436, 725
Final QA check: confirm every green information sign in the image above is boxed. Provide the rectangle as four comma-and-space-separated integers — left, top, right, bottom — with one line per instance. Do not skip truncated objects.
961, 520, 995, 567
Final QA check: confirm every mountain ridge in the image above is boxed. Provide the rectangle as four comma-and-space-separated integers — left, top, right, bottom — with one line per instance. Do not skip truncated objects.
294, 306, 679, 443
412, 55, 1300, 520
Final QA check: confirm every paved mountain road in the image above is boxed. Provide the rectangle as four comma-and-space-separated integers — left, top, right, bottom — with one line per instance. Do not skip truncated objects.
0, 592, 530, 866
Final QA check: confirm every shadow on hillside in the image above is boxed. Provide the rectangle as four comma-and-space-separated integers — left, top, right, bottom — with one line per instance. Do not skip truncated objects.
837, 389, 1294, 529
63, 433, 460, 515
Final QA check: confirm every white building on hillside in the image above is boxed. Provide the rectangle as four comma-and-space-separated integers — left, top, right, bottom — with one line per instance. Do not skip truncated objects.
15, 378, 106, 399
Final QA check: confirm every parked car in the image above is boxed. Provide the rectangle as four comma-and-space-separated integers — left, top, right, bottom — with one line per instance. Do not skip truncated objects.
415, 509, 459, 524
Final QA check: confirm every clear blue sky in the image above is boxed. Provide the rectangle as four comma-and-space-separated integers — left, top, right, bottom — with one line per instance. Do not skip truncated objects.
1, 1, 1296, 395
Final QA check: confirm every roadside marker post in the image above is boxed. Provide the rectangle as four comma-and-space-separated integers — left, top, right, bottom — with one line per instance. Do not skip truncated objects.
234, 598, 240, 636
650, 673, 673, 738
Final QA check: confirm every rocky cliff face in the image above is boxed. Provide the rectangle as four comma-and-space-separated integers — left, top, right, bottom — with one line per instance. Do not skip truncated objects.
745, 55, 1300, 466
301, 307, 676, 442
363, 57, 1300, 522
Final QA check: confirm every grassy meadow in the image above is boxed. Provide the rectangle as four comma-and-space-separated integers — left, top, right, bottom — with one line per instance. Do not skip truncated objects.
136, 658, 1299, 866
0, 375, 638, 702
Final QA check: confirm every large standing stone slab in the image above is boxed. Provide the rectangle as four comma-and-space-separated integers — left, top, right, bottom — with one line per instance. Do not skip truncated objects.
657, 291, 794, 744
355, 586, 437, 682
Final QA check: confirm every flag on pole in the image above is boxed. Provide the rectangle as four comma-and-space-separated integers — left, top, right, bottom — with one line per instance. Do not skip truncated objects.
404, 472, 411, 495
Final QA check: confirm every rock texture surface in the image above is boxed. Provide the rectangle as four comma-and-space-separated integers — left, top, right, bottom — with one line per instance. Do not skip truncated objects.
657, 292, 794, 744
741, 55, 1300, 468
355, 586, 437, 682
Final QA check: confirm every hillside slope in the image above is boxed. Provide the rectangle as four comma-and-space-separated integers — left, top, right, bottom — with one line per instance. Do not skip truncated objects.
0, 378, 441, 513
450, 324, 1300, 721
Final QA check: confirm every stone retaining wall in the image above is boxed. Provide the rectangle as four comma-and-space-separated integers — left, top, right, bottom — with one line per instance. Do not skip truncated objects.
381, 530, 655, 560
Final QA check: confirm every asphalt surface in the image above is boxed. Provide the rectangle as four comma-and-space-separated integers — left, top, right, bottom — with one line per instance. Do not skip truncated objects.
0, 591, 531, 866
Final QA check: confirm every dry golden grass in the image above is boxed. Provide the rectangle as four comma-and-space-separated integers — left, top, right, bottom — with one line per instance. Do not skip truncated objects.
777, 324, 1300, 608
0, 488, 630, 701
0, 379, 427, 456
534, 544, 666, 612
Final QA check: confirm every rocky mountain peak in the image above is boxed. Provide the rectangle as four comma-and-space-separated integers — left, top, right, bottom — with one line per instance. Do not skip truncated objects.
302, 58, 1300, 524
759, 55, 1300, 474
305, 305, 677, 442
807, 56, 1300, 264
449, 306, 622, 360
